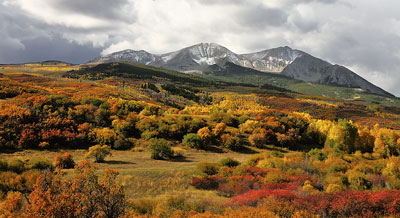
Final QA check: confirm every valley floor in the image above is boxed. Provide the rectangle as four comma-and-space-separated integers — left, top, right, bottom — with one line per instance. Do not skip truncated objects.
0, 148, 256, 198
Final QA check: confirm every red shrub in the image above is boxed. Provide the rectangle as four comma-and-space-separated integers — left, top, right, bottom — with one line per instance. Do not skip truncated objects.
190, 175, 222, 190
225, 180, 400, 218
217, 167, 271, 197
226, 183, 299, 207
369, 174, 386, 189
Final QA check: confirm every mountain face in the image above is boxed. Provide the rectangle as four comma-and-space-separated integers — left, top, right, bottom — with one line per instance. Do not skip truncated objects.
155, 43, 242, 72
240, 46, 304, 72
89, 43, 302, 73
281, 55, 393, 97
89, 43, 394, 97
89, 49, 158, 64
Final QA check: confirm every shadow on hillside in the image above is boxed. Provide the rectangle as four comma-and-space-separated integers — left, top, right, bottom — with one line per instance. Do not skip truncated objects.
263, 145, 289, 153
236, 146, 259, 154
203, 146, 224, 153
105, 160, 135, 165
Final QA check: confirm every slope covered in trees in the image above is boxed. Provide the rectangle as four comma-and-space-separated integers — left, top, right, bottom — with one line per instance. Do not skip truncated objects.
1, 63, 400, 217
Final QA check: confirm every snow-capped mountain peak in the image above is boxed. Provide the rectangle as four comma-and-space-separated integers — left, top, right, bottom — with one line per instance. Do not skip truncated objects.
89, 43, 303, 73
87, 43, 393, 97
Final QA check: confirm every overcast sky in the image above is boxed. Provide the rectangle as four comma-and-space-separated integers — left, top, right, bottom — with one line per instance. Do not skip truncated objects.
1, 0, 400, 96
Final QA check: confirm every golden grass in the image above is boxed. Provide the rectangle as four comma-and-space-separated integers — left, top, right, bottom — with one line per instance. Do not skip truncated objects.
0, 149, 255, 199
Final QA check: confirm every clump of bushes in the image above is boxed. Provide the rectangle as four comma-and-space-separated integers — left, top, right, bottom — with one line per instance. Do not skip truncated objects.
190, 175, 221, 190
114, 136, 132, 150
221, 134, 241, 150
182, 133, 203, 149
149, 138, 173, 160
219, 157, 240, 167
85, 145, 112, 162
197, 162, 221, 175
54, 152, 75, 169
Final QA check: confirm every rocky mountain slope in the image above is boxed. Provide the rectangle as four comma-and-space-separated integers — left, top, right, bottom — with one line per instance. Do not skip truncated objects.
281, 55, 393, 97
89, 43, 393, 97
89, 43, 303, 73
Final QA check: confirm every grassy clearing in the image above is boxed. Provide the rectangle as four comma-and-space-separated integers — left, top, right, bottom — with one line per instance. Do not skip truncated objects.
0, 149, 255, 199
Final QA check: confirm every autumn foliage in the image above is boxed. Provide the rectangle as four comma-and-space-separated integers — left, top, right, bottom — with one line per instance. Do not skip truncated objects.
2, 68, 400, 217
26, 161, 126, 218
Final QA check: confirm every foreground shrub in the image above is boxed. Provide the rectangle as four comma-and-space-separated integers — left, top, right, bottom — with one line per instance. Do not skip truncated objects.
26, 161, 126, 218
225, 185, 400, 218
182, 133, 203, 149
85, 145, 112, 162
53, 152, 75, 169
264, 170, 288, 184
21, 169, 41, 192
190, 175, 222, 190
197, 162, 221, 175
0, 191, 24, 217
326, 184, 344, 193
149, 138, 173, 160
220, 134, 241, 150
0, 171, 24, 192
248, 133, 267, 148
219, 157, 240, 167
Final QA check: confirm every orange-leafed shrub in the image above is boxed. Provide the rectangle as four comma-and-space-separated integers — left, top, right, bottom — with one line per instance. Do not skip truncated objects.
53, 152, 75, 169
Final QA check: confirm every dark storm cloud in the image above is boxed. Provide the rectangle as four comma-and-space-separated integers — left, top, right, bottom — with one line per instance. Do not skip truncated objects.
21, 35, 103, 64
1, 35, 103, 64
0, 3, 103, 64
0, 4, 40, 41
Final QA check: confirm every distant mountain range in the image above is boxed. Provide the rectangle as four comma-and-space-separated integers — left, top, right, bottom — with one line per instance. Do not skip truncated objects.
89, 43, 394, 97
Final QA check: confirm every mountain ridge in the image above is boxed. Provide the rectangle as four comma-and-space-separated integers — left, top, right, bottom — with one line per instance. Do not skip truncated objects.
88, 43, 394, 97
